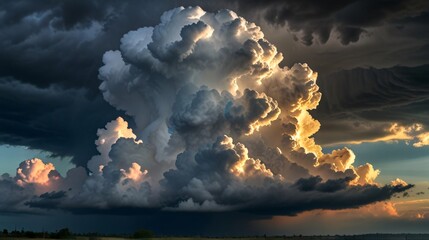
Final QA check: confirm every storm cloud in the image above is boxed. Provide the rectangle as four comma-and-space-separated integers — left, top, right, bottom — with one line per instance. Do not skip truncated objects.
0, 6, 413, 217
230, 0, 429, 45
0, 78, 122, 167
1, 0, 428, 168
314, 65, 429, 147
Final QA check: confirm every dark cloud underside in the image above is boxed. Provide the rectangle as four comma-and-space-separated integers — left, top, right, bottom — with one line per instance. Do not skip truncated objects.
314, 65, 429, 146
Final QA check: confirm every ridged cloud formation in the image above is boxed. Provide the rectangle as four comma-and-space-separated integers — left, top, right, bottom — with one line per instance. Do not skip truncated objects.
0, 6, 412, 214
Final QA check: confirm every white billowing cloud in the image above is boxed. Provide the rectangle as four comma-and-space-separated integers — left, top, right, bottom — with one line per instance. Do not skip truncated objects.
69, 119, 160, 208
87, 117, 141, 173
75, 161, 152, 208
1, 6, 413, 214
168, 87, 281, 151
98, 6, 283, 162
226, 89, 281, 135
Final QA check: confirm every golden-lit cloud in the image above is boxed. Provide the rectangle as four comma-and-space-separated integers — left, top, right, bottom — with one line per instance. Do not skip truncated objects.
16, 158, 56, 186
391, 178, 409, 187
123, 162, 147, 183
393, 199, 429, 219
226, 136, 274, 179
87, 117, 142, 173
318, 148, 355, 172
414, 132, 429, 147
353, 163, 380, 185
322, 122, 429, 147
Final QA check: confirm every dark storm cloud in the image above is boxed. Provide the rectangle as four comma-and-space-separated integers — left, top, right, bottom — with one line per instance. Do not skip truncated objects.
0, 5, 420, 233
24, 191, 67, 209
293, 176, 352, 193
0, 0, 185, 166
1, 0, 429, 165
0, 1, 110, 30
314, 65, 429, 146
0, 78, 121, 166
317, 65, 429, 113
39, 191, 67, 199
247, 182, 413, 216
24, 169, 411, 217
230, 0, 429, 45
0, 0, 228, 165
2, 0, 426, 93
0, 174, 32, 212
0, 0, 174, 91
0, 0, 427, 94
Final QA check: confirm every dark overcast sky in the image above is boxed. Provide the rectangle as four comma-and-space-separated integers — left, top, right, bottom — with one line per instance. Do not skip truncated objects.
0, 0, 429, 236
1, 0, 428, 166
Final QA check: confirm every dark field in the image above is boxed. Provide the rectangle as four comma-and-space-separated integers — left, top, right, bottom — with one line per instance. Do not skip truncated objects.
2, 235, 429, 240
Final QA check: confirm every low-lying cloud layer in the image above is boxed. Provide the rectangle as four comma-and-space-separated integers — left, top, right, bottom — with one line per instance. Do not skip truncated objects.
0, 7, 413, 215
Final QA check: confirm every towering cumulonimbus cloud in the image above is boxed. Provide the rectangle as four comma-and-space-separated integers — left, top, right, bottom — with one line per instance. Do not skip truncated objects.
1, 6, 413, 214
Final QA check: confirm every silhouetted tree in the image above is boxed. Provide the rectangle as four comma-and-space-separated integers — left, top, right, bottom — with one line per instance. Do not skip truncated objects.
132, 229, 154, 238
53, 228, 72, 239
24, 231, 37, 238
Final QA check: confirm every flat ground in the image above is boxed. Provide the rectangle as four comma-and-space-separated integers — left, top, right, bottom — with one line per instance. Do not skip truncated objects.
2, 235, 429, 240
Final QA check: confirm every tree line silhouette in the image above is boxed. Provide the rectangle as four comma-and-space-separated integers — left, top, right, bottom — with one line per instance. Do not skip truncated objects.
0, 228, 154, 239
1, 228, 71, 239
